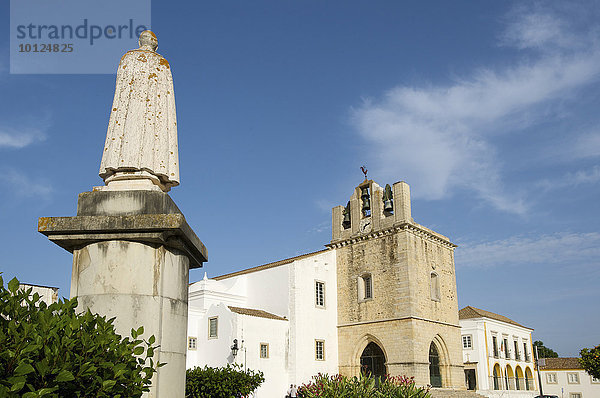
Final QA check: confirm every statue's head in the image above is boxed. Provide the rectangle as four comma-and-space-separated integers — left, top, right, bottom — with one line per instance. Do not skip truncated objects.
138, 30, 158, 52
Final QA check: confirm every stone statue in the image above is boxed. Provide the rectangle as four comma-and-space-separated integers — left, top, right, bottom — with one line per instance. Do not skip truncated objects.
99, 30, 179, 192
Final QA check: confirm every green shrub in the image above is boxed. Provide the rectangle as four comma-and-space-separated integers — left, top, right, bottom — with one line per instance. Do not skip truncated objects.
0, 275, 160, 397
185, 364, 265, 398
298, 373, 431, 398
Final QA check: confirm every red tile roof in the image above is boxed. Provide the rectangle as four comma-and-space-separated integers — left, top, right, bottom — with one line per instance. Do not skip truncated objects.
540, 357, 583, 370
228, 306, 288, 321
459, 306, 531, 329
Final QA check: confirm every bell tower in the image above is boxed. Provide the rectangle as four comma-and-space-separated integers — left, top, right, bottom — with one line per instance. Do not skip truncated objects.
328, 179, 464, 389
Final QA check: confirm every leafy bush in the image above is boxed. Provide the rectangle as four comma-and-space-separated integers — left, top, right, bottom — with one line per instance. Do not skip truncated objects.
0, 275, 160, 397
298, 373, 431, 398
579, 345, 600, 379
185, 364, 265, 398
533, 341, 559, 358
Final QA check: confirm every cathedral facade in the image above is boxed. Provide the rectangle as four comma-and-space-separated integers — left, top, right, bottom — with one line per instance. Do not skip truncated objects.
329, 179, 463, 387
186, 179, 464, 397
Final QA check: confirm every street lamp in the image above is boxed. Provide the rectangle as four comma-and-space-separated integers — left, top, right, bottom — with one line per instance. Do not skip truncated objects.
535, 345, 544, 397
231, 339, 239, 357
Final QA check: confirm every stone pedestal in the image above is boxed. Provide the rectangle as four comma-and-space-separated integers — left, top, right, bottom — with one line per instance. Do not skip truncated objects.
39, 190, 207, 398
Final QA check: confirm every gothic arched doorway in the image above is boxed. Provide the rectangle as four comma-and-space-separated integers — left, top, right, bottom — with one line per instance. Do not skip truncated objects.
429, 343, 442, 387
360, 342, 386, 379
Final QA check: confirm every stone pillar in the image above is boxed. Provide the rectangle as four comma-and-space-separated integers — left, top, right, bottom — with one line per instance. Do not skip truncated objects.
39, 190, 207, 398
393, 181, 412, 223
331, 205, 344, 241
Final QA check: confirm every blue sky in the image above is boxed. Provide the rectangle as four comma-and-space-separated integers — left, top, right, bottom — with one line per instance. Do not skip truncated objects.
1, 1, 599, 357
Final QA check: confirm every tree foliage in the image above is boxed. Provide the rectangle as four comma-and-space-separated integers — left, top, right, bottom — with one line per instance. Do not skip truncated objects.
298, 373, 431, 398
533, 341, 559, 358
0, 275, 160, 397
185, 364, 264, 398
579, 345, 600, 379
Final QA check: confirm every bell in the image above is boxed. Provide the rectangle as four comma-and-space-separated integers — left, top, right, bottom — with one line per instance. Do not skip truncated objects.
361, 187, 371, 212
383, 184, 394, 213
384, 199, 393, 212
342, 201, 351, 229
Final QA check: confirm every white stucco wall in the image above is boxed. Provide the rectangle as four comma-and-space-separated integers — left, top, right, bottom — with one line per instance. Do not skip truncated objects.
460, 317, 536, 398
188, 303, 236, 368
187, 277, 247, 369
288, 250, 338, 386
541, 368, 600, 398
244, 264, 290, 318
187, 300, 290, 397
186, 249, 339, 396
20, 283, 58, 305
234, 314, 289, 398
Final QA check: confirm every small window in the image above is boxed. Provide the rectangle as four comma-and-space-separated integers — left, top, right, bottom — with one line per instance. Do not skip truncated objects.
430, 272, 440, 301
364, 275, 372, 299
208, 317, 218, 339
462, 335, 472, 349
358, 274, 373, 302
260, 343, 269, 359
569, 393, 582, 398
188, 337, 197, 350
492, 336, 499, 358
315, 281, 325, 307
567, 373, 580, 384
315, 340, 325, 360
546, 373, 557, 384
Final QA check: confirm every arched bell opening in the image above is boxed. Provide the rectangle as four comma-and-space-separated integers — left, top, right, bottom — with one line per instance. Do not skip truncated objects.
429, 342, 442, 387
360, 341, 387, 380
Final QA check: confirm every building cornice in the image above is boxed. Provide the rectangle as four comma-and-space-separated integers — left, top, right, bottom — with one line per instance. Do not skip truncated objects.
188, 289, 246, 303
337, 315, 460, 329
327, 222, 456, 250
462, 316, 534, 332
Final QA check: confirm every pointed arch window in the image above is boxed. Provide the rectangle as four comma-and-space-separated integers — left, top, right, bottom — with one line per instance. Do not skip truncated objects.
429, 343, 442, 387
360, 342, 386, 379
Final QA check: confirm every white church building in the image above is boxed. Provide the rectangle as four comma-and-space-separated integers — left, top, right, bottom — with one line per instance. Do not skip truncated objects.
187, 249, 338, 397
186, 178, 467, 397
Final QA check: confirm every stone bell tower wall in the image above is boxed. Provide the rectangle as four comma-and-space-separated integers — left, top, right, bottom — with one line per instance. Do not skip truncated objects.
332, 181, 412, 242
336, 318, 463, 387
334, 225, 459, 325
330, 179, 464, 389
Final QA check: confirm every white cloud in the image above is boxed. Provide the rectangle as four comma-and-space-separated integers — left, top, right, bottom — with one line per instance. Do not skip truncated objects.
0, 169, 53, 198
350, 5, 600, 214
307, 220, 329, 234
456, 232, 600, 269
0, 128, 46, 149
536, 165, 600, 190
315, 198, 336, 213
501, 9, 574, 50
572, 132, 600, 159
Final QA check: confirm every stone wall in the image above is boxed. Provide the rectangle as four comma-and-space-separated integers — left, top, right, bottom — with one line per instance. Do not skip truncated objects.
332, 180, 464, 389
337, 318, 463, 387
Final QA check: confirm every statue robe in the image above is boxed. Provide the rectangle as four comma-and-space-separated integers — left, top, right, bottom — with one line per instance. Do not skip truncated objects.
99, 49, 179, 190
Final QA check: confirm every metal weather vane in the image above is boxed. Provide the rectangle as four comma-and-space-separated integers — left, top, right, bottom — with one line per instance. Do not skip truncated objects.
360, 166, 368, 180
